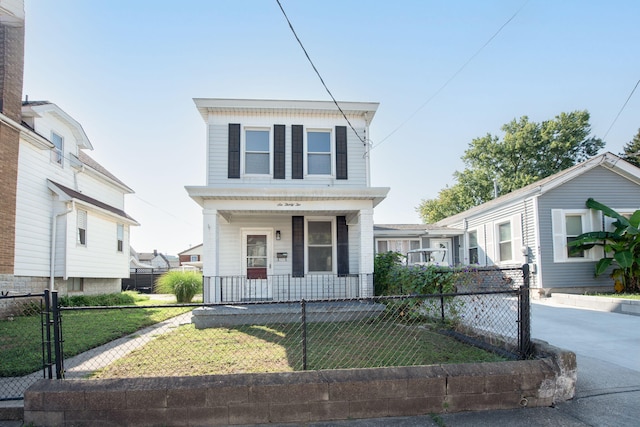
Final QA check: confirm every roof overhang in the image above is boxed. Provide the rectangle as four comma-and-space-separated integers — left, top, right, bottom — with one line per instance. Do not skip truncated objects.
22, 102, 93, 150
193, 98, 379, 123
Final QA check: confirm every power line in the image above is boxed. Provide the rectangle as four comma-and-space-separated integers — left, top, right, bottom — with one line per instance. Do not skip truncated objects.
371, 0, 530, 150
603, 78, 640, 140
275, 0, 368, 145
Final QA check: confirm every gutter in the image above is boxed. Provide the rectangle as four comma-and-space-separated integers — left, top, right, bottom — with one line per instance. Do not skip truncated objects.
50, 201, 74, 293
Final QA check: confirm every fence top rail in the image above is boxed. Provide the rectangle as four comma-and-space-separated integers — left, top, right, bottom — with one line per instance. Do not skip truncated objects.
0, 292, 46, 300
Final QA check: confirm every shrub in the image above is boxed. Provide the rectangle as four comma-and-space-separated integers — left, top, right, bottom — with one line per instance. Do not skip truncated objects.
155, 271, 203, 303
59, 292, 139, 307
374, 251, 405, 295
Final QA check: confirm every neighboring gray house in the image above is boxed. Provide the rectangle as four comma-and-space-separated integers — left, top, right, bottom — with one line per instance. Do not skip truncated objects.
428, 152, 640, 296
373, 224, 463, 266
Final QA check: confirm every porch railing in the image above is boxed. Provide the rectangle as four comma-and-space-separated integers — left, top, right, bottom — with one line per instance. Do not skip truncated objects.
206, 274, 369, 302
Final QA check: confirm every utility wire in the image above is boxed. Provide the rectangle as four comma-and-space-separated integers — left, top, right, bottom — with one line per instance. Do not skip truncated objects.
603, 78, 640, 140
275, 0, 368, 145
371, 0, 530, 150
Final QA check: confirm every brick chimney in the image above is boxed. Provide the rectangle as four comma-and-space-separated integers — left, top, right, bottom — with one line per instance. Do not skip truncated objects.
0, 0, 25, 274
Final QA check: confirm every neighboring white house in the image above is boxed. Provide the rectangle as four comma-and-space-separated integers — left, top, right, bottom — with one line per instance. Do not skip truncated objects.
11, 101, 138, 295
178, 244, 203, 269
186, 98, 389, 303
427, 152, 640, 295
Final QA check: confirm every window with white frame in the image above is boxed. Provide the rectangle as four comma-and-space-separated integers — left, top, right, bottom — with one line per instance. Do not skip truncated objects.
376, 239, 420, 254
77, 210, 87, 246
51, 132, 64, 166
245, 129, 270, 174
307, 220, 333, 272
116, 224, 124, 252
552, 209, 600, 262
307, 131, 331, 175
498, 222, 512, 261
468, 230, 479, 264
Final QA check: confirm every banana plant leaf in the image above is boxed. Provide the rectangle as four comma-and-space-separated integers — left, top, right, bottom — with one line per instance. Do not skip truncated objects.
614, 250, 634, 269
594, 258, 613, 276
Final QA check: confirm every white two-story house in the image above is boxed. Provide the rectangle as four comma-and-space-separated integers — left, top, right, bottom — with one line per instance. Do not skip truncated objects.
186, 98, 389, 303
12, 101, 138, 295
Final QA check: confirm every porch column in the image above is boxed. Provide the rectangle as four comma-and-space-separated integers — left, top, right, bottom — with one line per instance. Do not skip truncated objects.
358, 208, 374, 297
202, 208, 220, 303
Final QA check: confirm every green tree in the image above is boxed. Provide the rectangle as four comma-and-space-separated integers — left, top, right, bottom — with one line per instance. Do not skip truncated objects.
620, 128, 640, 168
418, 111, 604, 223
568, 198, 640, 293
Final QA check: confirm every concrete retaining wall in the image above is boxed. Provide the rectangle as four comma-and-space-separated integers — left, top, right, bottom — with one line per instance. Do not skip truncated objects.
23, 341, 575, 426
550, 293, 640, 316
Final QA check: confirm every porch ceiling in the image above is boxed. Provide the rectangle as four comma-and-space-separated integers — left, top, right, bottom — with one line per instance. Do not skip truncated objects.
185, 186, 390, 208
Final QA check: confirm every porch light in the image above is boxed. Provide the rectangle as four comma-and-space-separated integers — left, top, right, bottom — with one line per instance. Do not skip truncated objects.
276, 230, 281, 240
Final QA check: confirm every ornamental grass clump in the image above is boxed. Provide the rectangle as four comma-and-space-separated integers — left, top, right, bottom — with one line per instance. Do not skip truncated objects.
155, 270, 203, 303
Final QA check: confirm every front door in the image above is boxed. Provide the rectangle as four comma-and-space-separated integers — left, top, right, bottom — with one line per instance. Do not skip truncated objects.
242, 229, 272, 300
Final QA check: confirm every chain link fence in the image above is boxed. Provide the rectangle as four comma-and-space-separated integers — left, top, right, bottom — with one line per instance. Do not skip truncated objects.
1, 266, 531, 399
0, 293, 49, 401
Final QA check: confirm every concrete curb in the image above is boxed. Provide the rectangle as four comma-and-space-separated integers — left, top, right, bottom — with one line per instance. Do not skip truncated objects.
549, 293, 640, 316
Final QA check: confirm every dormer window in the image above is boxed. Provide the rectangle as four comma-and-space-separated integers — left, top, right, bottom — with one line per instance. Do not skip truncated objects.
51, 132, 64, 166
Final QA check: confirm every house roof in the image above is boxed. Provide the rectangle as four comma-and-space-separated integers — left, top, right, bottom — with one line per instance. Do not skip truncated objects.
435, 152, 640, 227
193, 98, 379, 123
22, 101, 93, 150
374, 223, 463, 237
47, 180, 139, 225
178, 243, 203, 255
76, 151, 133, 193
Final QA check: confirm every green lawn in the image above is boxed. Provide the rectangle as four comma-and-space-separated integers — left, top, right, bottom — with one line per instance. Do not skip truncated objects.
2, 295, 507, 379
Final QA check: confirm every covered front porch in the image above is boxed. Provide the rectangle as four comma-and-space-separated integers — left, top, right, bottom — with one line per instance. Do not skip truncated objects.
186, 187, 389, 303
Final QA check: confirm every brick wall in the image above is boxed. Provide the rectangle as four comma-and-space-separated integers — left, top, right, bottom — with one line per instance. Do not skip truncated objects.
0, 11, 25, 275
23, 341, 576, 426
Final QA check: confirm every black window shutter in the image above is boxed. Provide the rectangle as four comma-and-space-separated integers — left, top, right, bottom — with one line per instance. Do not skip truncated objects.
337, 216, 349, 275
292, 125, 303, 179
274, 124, 285, 179
228, 123, 241, 179
292, 216, 304, 277
336, 126, 348, 180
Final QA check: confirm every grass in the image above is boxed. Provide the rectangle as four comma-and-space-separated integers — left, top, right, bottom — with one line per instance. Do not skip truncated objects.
91, 319, 506, 379
2, 292, 507, 379
587, 292, 640, 300
0, 293, 192, 377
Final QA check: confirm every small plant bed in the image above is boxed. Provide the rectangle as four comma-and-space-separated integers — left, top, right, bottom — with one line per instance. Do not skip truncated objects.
92, 319, 506, 379
0, 292, 192, 377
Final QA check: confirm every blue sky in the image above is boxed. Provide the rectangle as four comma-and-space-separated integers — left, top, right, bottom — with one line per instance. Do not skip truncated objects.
23, 0, 640, 255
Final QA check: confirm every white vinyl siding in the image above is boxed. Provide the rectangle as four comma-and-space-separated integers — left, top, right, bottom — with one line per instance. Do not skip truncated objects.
205, 121, 369, 187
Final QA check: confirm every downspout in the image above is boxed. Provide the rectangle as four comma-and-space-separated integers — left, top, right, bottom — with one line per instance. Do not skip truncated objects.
50, 201, 74, 293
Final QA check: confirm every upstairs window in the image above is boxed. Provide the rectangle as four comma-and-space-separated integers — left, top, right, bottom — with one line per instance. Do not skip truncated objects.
77, 210, 87, 246
116, 224, 124, 252
245, 129, 270, 174
51, 132, 64, 166
307, 131, 331, 175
